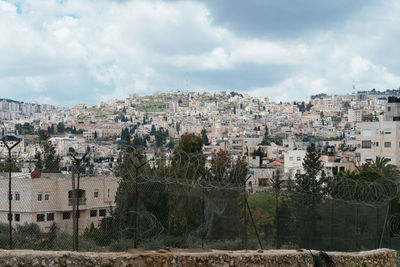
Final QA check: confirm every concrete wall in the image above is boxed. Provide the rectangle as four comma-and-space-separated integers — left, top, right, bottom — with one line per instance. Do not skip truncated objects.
0, 248, 396, 266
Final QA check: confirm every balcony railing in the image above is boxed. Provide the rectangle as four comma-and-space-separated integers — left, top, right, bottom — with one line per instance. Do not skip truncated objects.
68, 198, 86, 206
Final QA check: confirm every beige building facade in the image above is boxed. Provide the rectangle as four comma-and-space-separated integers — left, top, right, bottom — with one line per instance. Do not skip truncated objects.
0, 173, 120, 234
357, 121, 400, 166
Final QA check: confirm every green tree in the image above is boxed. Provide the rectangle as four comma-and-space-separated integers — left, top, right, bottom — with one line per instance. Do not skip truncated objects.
150, 125, 156, 136
201, 129, 209, 145
294, 144, 326, 248
0, 157, 21, 172
15, 122, 35, 135
167, 134, 205, 236
205, 150, 248, 241
57, 122, 65, 134
34, 150, 43, 171
35, 136, 61, 173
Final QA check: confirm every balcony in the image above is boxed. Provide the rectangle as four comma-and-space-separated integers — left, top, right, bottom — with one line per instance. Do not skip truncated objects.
68, 189, 86, 206
68, 197, 87, 206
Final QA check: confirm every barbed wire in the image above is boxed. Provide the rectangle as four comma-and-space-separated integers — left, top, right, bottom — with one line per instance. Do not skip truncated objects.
1, 140, 400, 252
388, 213, 400, 238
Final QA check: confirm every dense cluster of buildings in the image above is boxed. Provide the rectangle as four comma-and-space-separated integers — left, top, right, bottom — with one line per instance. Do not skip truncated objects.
1, 89, 400, 233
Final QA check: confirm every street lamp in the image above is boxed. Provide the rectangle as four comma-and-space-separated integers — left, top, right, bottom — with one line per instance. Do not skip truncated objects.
1, 134, 22, 249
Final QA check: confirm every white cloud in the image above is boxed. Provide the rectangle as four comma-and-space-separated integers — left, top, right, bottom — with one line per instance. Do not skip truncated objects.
0, 0, 399, 105
248, 75, 329, 102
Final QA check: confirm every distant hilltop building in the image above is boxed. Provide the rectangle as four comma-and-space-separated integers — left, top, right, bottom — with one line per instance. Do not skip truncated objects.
167, 101, 179, 114
0, 98, 56, 120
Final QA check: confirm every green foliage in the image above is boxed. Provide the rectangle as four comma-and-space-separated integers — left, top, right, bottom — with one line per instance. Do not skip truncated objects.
82, 222, 107, 246
201, 129, 209, 145
0, 157, 21, 172
176, 133, 203, 154
293, 144, 326, 248
260, 126, 283, 145
15, 122, 35, 135
362, 113, 378, 122
38, 130, 49, 141
35, 136, 61, 173
154, 128, 168, 147
106, 134, 250, 249
57, 122, 65, 134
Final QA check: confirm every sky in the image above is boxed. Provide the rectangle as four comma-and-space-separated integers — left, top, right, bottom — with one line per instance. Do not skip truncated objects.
1, 0, 400, 106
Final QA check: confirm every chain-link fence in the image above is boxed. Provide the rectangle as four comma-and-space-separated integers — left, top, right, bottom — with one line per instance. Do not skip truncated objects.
1, 138, 400, 261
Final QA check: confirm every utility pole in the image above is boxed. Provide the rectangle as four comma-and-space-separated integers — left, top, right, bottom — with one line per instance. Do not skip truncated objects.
242, 175, 251, 250
2, 135, 22, 250
71, 162, 77, 251
129, 155, 146, 249
70, 151, 89, 251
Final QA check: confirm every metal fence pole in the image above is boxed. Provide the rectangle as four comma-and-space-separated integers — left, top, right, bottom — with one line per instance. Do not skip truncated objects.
70, 152, 89, 251
129, 156, 146, 249
71, 163, 77, 251
2, 136, 21, 250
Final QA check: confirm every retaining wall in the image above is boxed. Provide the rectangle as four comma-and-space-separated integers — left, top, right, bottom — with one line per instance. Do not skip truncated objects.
0, 248, 396, 266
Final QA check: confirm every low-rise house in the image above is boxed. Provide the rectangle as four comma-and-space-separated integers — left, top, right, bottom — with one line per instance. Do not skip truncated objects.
0, 173, 119, 234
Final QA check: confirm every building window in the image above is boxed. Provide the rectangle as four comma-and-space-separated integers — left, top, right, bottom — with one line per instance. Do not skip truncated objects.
296, 157, 301, 161
385, 130, 391, 134
37, 214, 45, 222
90, 210, 97, 217
376, 142, 379, 147
47, 213, 54, 221
388, 106, 391, 111
14, 192, 20, 201
365, 156, 372, 163
15, 214, 20, 222
99, 209, 106, 217
37, 193, 43, 201
361, 140, 372, 149
63, 212, 71, 220
45, 193, 50, 201
384, 142, 391, 148
107, 189, 110, 198
362, 130, 371, 137
94, 190, 99, 199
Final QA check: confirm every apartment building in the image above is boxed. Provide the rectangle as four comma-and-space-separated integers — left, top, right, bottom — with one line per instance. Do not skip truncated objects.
357, 122, 400, 165
284, 150, 306, 177
0, 173, 119, 234
357, 97, 400, 166
348, 109, 362, 123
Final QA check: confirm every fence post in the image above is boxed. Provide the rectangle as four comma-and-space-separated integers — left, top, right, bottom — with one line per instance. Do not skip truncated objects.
2, 135, 22, 250
245, 197, 263, 249
70, 151, 89, 251
71, 164, 77, 251
242, 176, 252, 250
129, 156, 146, 249
243, 192, 247, 250
329, 199, 334, 250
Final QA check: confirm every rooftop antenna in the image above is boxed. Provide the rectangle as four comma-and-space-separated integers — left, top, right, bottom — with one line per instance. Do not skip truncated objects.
353, 80, 356, 91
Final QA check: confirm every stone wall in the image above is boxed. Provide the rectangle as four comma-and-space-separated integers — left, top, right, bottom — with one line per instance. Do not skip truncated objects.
0, 248, 396, 266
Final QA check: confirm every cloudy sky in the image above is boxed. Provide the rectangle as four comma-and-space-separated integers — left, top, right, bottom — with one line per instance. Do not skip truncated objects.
1, 0, 400, 106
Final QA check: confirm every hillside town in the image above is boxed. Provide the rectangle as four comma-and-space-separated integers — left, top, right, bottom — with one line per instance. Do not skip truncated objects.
1, 89, 400, 180
1, 88, 400, 234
